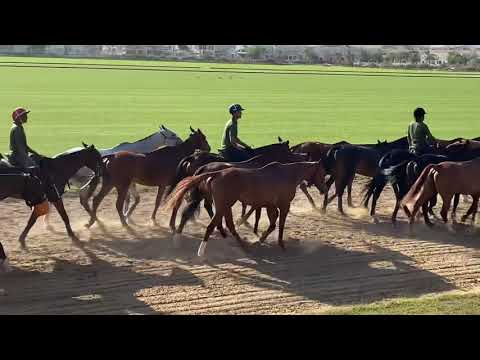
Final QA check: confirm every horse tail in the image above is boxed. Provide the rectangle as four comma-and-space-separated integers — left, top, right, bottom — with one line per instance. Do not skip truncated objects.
362, 173, 387, 208
401, 164, 438, 218
165, 171, 222, 211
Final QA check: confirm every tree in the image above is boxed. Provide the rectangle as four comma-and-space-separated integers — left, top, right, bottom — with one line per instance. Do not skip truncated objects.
247, 46, 267, 60
304, 47, 319, 64
448, 52, 467, 65
409, 50, 421, 64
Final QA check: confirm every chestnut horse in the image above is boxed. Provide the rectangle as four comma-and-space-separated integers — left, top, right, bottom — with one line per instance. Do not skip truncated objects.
402, 157, 480, 228
87, 128, 210, 227
168, 149, 309, 236
166, 161, 327, 256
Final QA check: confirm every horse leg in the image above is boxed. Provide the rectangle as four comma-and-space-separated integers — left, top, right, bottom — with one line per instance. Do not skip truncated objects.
347, 175, 354, 207
224, 207, 249, 251
452, 193, 460, 222
253, 208, 262, 235
300, 182, 317, 210
198, 212, 223, 257
277, 204, 291, 250
151, 185, 166, 222
51, 199, 80, 243
423, 202, 434, 227
236, 206, 256, 227
79, 174, 99, 216
370, 180, 386, 223
461, 196, 478, 224
19, 211, 40, 250
87, 180, 114, 228
115, 184, 130, 227
391, 184, 401, 226
259, 207, 279, 243
241, 204, 254, 230
125, 183, 141, 220
321, 176, 335, 213
440, 193, 454, 224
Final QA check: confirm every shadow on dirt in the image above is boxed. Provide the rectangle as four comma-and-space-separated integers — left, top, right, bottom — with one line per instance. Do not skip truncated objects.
0, 247, 204, 315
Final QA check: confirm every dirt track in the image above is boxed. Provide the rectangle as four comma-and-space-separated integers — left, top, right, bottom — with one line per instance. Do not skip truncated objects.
1, 177, 480, 314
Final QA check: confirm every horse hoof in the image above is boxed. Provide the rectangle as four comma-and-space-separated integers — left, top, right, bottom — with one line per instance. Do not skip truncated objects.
372, 217, 379, 224
0, 258, 12, 273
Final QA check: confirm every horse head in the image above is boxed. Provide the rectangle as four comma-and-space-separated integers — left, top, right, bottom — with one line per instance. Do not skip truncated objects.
81, 142, 103, 176
159, 125, 182, 146
187, 127, 210, 153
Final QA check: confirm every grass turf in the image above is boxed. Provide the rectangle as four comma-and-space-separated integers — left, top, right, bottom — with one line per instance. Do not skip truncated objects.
0, 56, 479, 156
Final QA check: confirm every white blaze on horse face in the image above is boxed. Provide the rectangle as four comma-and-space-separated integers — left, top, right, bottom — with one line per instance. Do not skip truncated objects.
198, 241, 208, 257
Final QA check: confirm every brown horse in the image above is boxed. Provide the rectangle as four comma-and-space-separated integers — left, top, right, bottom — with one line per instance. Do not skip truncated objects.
168, 149, 309, 236
87, 127, 210, 227
166, 161, 327, 256
401, 158, 480, 228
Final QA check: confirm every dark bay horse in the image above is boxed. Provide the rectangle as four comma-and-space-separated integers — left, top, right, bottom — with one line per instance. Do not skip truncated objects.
0, 172, 48, 263
364, 144, 480, 225
321, 137, 409, 214
166, 161, 327, 256
0, 144, 103, 248
87, 128, 210, 227
168, 148, 310, 236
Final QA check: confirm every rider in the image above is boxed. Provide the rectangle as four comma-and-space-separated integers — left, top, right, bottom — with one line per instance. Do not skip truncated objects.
220, 104, 253, 162
8, 107, 40, 168
407, 107, 437, 156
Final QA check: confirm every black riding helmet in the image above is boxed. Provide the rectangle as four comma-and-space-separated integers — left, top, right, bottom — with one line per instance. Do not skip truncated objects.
414, 107, 427, 118
229, 104, 245, 115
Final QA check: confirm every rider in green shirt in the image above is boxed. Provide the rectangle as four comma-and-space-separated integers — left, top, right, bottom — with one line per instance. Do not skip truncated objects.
220, 104, 253, 161
407, 107, 437, 155
8, 107, 40, 168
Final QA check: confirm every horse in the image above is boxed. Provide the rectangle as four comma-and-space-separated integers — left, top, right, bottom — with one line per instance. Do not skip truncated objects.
320, 137, 409, 214
166, 161, 327, 256
166, 139, 313, 230
57, 125, 182, 218
86, 127, 210, 227
168, 149, 310, 237
291, 137, 409, 211
363, 154, 448, 225
0, 144, 103, 248
401, 157, 480, 229
0, 172, 48, 266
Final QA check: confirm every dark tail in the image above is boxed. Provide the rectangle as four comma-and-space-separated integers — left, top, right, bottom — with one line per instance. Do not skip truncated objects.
166, 154, 196, 197
362, 174, 387, 207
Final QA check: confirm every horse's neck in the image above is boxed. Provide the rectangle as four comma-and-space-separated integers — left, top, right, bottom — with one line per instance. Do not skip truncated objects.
52, 153, 89, 181
177, 140, 199, 158
280, 162, 314, 185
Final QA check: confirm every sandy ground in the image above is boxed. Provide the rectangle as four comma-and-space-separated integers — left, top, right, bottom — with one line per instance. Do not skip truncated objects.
1, 176, 480, 315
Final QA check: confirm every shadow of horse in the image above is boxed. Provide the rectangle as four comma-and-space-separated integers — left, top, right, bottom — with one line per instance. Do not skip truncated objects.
84, 220, 456, 312
0, 247, 204, 315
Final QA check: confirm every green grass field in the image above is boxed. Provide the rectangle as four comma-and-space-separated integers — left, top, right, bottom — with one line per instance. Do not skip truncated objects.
321, 291, 480, 315
0, 56, 479, 156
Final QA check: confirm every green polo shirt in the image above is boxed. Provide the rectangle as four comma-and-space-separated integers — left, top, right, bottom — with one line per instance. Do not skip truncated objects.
221, 119, 238, 150
407, 121, 435, 151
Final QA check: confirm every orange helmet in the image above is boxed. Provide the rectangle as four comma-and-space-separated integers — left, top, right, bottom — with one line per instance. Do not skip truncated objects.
12, 107, 30, 122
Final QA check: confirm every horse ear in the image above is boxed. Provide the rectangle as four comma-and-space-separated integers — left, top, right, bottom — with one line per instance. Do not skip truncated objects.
377, 140, 381, 144
190, 126, 195, 133
278, 136, 283, 143
82, 142, 88, 148
161, 125, 166, 130
286, 140, 289, 146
